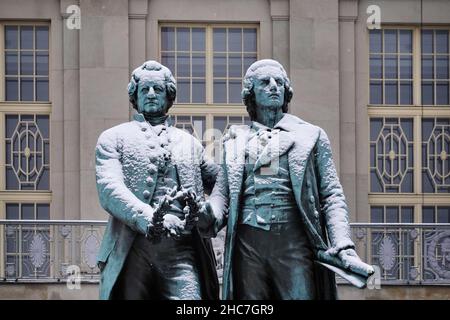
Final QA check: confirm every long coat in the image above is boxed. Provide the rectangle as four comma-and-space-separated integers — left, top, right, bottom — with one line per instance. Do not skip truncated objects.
95, 113, 219, 300
208, 113, 356, 300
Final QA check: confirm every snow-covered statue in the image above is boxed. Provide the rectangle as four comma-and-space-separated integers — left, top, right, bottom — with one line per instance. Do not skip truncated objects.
204, 59, 374, 299
95, 61, 219, 300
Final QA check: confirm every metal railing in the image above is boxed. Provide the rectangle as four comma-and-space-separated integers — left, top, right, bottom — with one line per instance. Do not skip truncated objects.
0, 220, 105, 282
350, 223, 450, 285
0, 220, 449, 285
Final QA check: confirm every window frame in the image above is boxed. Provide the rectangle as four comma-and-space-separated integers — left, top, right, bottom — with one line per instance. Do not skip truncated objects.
0, 21, 52, 280
368, 25, 450, 224
159, 23, 259, 158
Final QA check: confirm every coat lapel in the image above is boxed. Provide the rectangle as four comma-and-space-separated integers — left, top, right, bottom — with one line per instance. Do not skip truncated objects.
169, 127, 202, 193
223, 125, 251, 195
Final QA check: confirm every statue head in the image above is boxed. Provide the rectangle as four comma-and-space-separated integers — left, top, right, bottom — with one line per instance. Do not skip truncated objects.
127, 60, 177, 117
242, 59, 293, 121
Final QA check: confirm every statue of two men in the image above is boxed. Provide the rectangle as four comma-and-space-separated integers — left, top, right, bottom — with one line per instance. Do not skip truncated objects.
95, 59, 373, 300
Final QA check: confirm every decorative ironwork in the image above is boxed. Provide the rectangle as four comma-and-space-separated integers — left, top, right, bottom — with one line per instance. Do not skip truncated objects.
422, 118, 450, 193
83, 234, 100, 269
352, 223, 450, 284
379, 236, 397, 271
424, 230, 450, 280
370, 118, 414, 193
5, 114, 50, 190
29, 233, 46, 268
1, 221, 450, 285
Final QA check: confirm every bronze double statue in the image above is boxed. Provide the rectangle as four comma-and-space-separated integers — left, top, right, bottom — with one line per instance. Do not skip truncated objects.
95, 59, 374, 300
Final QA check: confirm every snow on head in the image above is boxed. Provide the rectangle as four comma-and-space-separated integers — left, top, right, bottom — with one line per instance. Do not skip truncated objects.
242, 59, 294, 120
127, 60, 177, 111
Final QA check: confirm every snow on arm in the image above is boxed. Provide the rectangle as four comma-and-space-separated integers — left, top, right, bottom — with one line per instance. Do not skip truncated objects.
315, 128, 355, 254
95, 128, 154, 235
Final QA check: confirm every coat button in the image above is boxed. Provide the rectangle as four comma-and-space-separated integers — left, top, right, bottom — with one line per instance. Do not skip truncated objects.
314, 210, 319, 218
271, 214, 276, 220
146, 177, 153, 186
309, 195, 315, 204
143, 190, 151, 199
306, 180, 311, 188
141, 127, 147, 132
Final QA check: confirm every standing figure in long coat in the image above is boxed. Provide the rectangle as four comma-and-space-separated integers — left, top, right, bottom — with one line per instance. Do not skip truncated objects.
95, 61, 219, 300
204, 59, 374, 300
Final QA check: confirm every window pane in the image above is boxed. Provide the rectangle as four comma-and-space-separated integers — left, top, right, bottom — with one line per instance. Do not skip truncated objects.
370, 81, 382, 104
177, 79, 190, 103
213, 28, 226, 52
399, 30, 412, 53
384, 30, 397, 53
176, 28, 190, 51
22, 204, 35, 219
192, 28, 205, 51
6, 167, 19, 189
385, 55, 397, 79
37, 204, 50, 220
401, 207, 414, 223
213, 116, 227, 133
213, 54, 226, 77
20, 78, 34, 101
20, 26, 33, 49
228, 28, 242, 52
370, 55, 382, 79
243, 54, 257, 73
36, 52, 49, 75
243, 29, 257, 52
192, 79, 205, 103
369, 30, 382, 53
421, 56, 434, 79
37, 168, 50, 190
436, 56, 449, 79
421, 30, 433, 54
435, 30, 449, 54
386, 206, 399, 223
161, 27, 175, 51
36, 115, 49, 139
228, 54, 242, 77
228, 80, 242, 104
36, 78, 49, 101
400, 81, 413, 104
371, 206, 384, 223
213, 80, 226, 103
422, 206, 435, 223
161, 53, 175, 73
385, 81, 397, 104
35, 26, 49, 50
6, 52, 18, 75
21, 51, 34, 75
437, 207, 450, 223
5, 77, 19, 101
192, 54, 205, 77
5, 26, 18, 49
422, 81, 434, 104
6, 204, 20, 219
177, 53, 190, 77
436, 82, 449, 105
400, 56, 412, 79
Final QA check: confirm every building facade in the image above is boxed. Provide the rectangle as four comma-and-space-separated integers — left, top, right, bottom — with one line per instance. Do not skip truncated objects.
0, 0, 449, 299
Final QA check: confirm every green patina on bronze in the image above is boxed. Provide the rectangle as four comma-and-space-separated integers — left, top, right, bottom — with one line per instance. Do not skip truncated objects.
206, 59, 374, 300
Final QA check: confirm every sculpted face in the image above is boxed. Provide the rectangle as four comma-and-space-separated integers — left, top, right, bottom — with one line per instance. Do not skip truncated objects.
136, 71, 168, 116
253, 65, 285, 111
